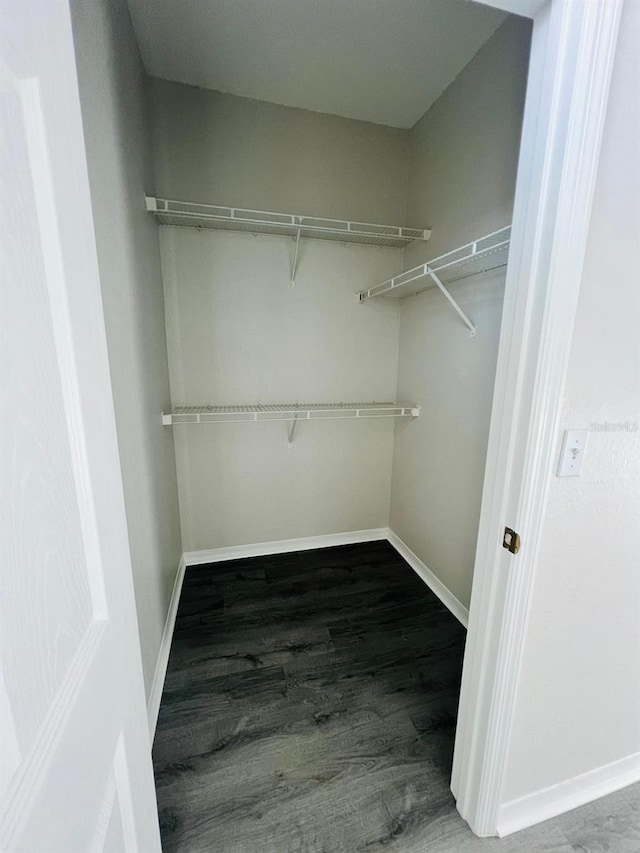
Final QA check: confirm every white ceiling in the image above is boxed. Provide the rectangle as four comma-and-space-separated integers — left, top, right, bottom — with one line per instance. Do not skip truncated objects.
126, 0, 508, 129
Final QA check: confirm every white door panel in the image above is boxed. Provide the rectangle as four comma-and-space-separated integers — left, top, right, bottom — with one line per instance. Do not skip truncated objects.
0, 2, 161, 850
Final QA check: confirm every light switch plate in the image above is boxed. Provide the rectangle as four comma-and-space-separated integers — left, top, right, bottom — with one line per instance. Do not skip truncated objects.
557, 429, 589, 476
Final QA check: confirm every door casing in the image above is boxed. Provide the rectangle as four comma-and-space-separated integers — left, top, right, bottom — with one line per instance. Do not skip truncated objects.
451, 0, 624, 836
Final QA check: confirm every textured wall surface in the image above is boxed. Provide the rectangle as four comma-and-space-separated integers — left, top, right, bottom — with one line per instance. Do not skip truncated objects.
70, 0, 182, 698
389, 16, 532, 607
149, 80, 410, 225
161, 229, 403, 550
150, 85, 418, 550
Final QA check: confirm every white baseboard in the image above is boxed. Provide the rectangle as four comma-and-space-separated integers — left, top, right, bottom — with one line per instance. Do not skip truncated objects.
147, 554, 186, 739
386, 529, 469, 628
183, 528, 468, 628
497, 751, 640, 837
183, 528, 389, 566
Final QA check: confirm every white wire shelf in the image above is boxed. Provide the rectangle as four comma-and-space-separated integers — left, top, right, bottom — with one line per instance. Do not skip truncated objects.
145, 197, 431, 249
357, 226, 511, 337
162, 402, 420, 426
359, 226, 511, 300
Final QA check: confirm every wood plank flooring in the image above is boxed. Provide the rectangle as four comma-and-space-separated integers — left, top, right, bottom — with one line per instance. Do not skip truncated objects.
153, 541, 639, 852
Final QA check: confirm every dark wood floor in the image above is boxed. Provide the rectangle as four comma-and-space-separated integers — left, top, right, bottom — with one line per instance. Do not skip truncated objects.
153, 541, 466, 851
153, 541, 640, 853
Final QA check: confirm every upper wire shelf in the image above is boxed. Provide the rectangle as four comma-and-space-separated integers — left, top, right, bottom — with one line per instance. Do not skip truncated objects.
358, 226, 511, 301
162, 402, 420, 425
145, 196, 431, 249
358, 225, 511, 337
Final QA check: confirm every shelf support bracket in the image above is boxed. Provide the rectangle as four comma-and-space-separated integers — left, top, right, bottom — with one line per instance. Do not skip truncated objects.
290, 228, 301, 287
428, 268, 476, 337
287, 412, 299, 447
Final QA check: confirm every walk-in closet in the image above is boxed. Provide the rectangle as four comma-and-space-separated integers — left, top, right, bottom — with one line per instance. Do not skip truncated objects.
71, 0, 532, 849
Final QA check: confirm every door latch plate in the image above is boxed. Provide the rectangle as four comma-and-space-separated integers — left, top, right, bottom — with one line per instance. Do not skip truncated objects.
503, 527, 521, 554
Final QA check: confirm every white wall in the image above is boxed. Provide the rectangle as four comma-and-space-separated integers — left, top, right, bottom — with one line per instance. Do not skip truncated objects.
70, 0, 182, 698
501, 0, 640, 802
389, 16, 532, 608
149, 80, 410, 225
162, 231, 402, 550
151, 86, 411, 550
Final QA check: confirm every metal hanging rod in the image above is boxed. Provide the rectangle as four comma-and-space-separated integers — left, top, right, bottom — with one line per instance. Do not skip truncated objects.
145, 196, 431, 249
358, 225, 512, 337
161, 402, 421, 426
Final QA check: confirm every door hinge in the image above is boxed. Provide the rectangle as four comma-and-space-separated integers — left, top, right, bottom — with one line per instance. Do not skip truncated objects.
503, 527, 521, 554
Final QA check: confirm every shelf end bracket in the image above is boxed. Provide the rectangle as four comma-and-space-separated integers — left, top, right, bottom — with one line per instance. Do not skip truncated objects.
288, 412, 299, 447
428, 268, 476, 337
290, 228, 302, 287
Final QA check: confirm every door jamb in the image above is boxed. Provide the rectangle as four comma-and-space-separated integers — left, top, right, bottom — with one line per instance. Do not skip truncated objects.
451, 0, 624, 836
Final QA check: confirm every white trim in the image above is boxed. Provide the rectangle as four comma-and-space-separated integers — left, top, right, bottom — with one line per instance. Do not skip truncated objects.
387, 530, 468, 628
497, 752, 640, 837
183, 528, 467, 627
183, 528, 388, 566
147, 555, 186, 738
451, 0, 624, 837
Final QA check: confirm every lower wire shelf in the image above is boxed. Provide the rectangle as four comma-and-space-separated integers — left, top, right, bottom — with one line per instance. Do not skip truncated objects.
162, 402, 420, 425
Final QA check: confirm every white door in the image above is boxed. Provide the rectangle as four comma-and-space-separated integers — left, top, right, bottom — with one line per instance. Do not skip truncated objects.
0, 2, 161, 851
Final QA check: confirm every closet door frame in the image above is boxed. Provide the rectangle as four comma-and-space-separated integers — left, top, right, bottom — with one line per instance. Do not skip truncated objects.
451, 0, 624, 837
